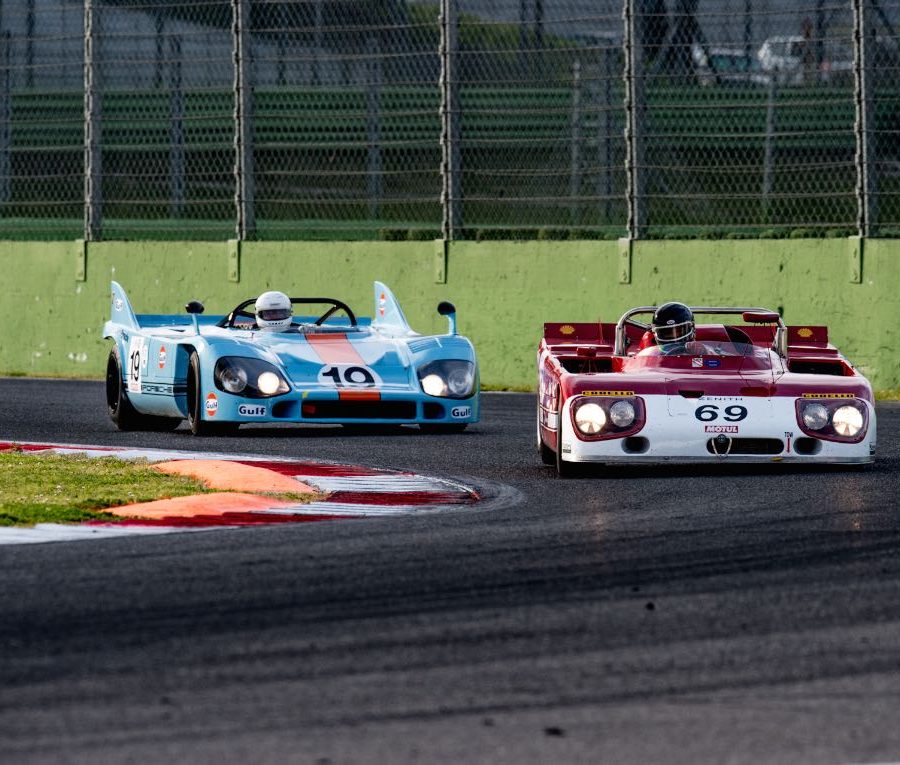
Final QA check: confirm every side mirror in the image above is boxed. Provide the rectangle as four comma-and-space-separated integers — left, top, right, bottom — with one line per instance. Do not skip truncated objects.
185, 300, 205, 315
437, 301, 457, 335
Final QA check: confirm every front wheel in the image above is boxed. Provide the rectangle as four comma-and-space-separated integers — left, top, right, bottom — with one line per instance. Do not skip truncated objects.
537, 406, 555, 465
106, 347, 181, 432
186, 352, 237, 436
555, 420, 578, 478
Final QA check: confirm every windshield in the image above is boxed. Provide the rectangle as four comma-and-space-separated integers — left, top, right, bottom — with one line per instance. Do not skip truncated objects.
627, 340, 776, 374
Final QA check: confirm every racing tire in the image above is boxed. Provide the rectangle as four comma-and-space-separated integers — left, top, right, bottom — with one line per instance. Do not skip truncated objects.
419, 423, 468, 434
186, 352, 238, 437
537, 407, 555, 465
106, 347, 181, 432
555, 423, 579, 478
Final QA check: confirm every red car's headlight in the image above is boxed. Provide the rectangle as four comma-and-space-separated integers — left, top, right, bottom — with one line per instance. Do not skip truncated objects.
570, 396, 645, 440
795, 398, 868, 443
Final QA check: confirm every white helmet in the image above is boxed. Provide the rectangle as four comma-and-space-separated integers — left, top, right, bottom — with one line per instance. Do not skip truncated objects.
255, 291, 292, 332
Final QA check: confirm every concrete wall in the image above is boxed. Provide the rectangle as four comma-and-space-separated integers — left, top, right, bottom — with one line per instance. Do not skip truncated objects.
1, 238, 897, 393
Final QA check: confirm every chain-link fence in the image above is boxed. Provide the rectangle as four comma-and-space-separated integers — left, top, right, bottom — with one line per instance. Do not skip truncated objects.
0, 0, 897, 240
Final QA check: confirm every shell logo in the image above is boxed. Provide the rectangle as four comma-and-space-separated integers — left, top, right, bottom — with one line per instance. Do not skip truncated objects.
560, 325, 575, 335
797, 328, 813, 338
205, 392, 218, 417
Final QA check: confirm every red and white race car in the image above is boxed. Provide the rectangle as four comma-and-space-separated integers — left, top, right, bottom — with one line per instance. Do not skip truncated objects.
537, 306, 877, 476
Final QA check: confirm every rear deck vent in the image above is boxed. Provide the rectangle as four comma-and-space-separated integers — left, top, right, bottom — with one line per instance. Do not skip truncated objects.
679, 390, 704, 399
560, 358, 613, 373
788, 360, 846, 376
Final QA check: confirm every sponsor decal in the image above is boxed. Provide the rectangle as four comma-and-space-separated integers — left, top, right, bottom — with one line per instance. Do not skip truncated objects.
704, 425, 739, 434
704, 358, 721, 368
691, 357, 703, 367
114, 297, 123, 312
870, 443, 876, 455
450, 406, 471, 419
378, 292, 386, 317
797, 327, 814, 338
784, 431, 793, 453
561, 443, 572, 454
158, 345, 167, 369
801, 392, 856, 399
237, 404, 266, 417
318, 364, 383, 389
205, 392, 218, 417
126, 337, 145, 394
582, 390, 635, 397
559, 325, 575, 335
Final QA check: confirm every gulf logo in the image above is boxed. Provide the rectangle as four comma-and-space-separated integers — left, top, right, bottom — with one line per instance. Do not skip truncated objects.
205, 393, 218, 417
158, 345, 167, 369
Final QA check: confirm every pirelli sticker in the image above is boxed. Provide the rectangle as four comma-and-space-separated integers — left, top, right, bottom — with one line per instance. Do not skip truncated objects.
801, 393, 856, 399
581, 390, 635, 397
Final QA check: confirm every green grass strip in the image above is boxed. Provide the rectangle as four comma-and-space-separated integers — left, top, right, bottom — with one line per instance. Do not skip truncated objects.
0, 452, 217, 527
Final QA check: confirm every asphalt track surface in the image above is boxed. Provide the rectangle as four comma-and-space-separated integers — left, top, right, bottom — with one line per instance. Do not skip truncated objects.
1, 378, 899, 765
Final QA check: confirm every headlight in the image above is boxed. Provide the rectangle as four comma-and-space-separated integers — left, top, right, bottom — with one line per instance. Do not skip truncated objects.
417, 360, 476, 399
569, 396, 645, 440
215, 357, 290, 398
574, 402, 606, 434
801, 402, 829, 431
795, 397, 868, 443
257, 371, 283, 396
832, 405, 864, 437
609, 400, 636, 427
218, 363, 248, 394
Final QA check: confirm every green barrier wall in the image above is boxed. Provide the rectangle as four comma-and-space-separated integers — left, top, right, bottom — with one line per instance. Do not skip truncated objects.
1, 239, 898, 393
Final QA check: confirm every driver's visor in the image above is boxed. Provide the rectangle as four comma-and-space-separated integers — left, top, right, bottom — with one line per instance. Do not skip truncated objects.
257, 308, 292, 321
653, 321, 693, 343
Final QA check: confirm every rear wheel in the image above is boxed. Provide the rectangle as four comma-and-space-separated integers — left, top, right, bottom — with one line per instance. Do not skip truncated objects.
106, 347, 181, 432
186, 352, 237, 436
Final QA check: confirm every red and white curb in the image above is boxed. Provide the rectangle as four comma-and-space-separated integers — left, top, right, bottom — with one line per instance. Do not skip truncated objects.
0, 441, 481, 545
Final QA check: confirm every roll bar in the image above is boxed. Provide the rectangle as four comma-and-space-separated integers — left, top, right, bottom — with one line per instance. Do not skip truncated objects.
614, 306, 787, 357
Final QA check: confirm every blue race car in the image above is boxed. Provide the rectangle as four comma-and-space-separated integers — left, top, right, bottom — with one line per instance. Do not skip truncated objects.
103, 281, 479, 435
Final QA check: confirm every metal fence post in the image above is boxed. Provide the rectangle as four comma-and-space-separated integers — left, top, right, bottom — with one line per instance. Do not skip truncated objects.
570, 60, 583, 226
367, 35, 383, 221
0, 32, 11, 205
233, 0, 255, 241
853, 0, 877, 237
762, 76, 778, 221
440, 0, 462, 240
623, 0, 646, 239
84, 0, 102, 241
169, 35, 185, 219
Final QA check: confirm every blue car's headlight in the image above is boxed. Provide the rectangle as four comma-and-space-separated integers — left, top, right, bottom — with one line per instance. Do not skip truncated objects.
214, 357, 290, 398
417, 360, 475, 399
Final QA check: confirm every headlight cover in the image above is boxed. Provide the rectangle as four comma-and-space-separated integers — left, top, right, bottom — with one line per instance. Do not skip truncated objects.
214, 357, 290, 398
417, 360, 476, 399
795, 398, 868, 443
570, 396, 645, 440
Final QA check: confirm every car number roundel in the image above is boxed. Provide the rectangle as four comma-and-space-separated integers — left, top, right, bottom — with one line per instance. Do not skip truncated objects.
317, 364, 383, 389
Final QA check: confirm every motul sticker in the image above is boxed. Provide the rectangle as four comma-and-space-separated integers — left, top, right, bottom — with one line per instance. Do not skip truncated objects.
205, 393, 218, 417
704, 425, 738, 434
450, 406, 471, 419
237, 404, 266, 417
158, 345, 167, 369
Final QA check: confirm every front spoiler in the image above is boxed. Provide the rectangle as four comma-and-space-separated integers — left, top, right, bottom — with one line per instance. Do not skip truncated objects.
565, 454, 874, 465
